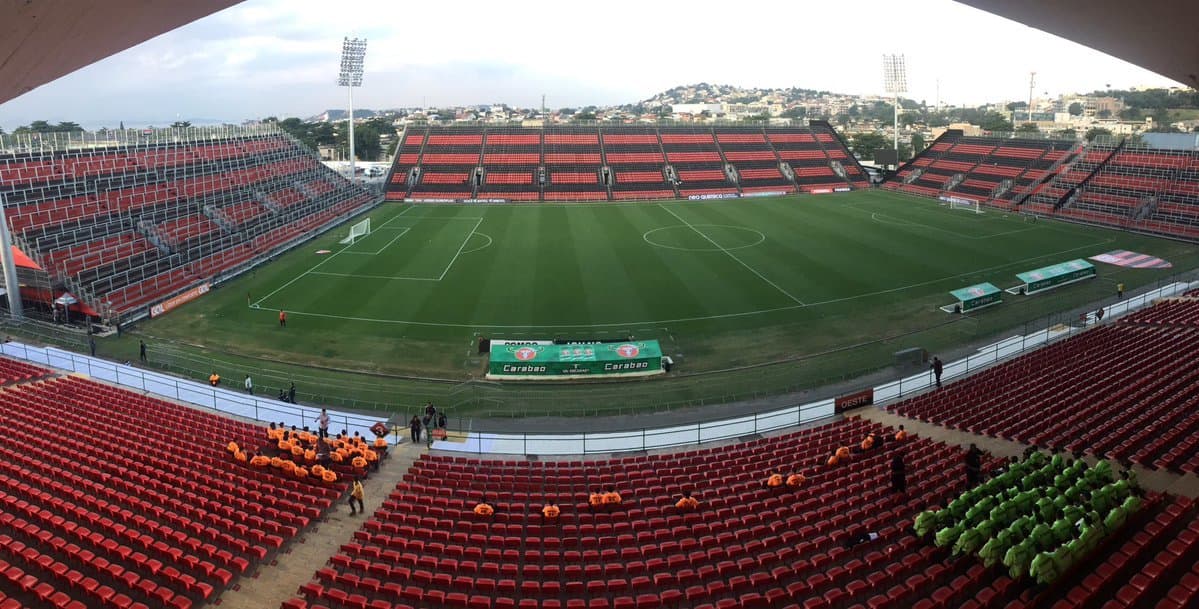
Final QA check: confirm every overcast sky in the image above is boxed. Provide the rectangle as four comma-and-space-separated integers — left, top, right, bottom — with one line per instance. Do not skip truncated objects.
0, 0, 1185, 131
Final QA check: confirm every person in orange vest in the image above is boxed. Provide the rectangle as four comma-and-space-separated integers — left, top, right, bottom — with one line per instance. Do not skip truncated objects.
209, 371, 220, 387
895, 425, 908, 441
279, 309, 287, 328
786, 473, 806, 489
766, 473, 784, 488
322, 469, 338, 483
234, 450, 248, 464
588, 490, 604, 511
602, 487, 623, 507
836, 446, 851, 461
541, 502, 560, 520
474, 496, 495, 516
250, 453, 270, 468
226, 441, 239, 454
860, 434, 875, 452
294, 465, 308, 479
675, 491, 699, 511
349, 479, 365, 515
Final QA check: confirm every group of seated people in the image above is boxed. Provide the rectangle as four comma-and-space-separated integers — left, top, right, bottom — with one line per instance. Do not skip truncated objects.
827, 425, 909, 466
468, 486, 700, 519
227, 422, 388, 484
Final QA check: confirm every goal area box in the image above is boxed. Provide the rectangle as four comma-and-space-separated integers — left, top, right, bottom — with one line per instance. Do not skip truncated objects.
487, 340, 665, 380
1008, 259, 1096, 295
941, 283, 1002, 313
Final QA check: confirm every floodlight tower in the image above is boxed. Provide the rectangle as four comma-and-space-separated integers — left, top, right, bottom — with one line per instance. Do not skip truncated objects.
338, 37, 368, 182
1027, 72, 1037, 126
882, 54, 908, 158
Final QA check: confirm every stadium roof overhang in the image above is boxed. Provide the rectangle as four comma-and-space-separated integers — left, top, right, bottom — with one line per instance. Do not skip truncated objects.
956, 0, 1198, 89
0, 0, 243, 106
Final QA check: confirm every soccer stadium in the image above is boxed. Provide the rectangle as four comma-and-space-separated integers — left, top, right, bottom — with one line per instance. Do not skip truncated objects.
1, 1, 1199, 609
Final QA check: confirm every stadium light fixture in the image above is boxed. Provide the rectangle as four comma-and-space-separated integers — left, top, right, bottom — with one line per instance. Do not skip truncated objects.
882, 54, 907, 162
338, 37, 367, 181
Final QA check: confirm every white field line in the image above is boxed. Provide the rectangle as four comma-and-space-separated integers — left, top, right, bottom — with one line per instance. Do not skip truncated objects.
658, 203, 806, 306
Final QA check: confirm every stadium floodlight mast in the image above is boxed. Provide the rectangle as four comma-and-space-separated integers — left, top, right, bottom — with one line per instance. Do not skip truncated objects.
338, 37, 368, 182
882, 54, 907, 163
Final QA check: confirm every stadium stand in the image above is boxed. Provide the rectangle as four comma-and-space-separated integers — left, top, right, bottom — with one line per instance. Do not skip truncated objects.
887, 297, 1199, 473
888, 131, 1199, 241
542, 129, 606, 202
480, 129, 542, 202
281, 412, 1199, 609
0, 357, 344, 609
714, 128, 794, 195
604, 128, 675, 201
408, 127, 483, 200
383, 125, 867, 203
0, 127, 375, 320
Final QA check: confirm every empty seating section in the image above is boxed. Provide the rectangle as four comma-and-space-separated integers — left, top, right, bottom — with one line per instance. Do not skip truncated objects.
479, 129, 541, 201
605, 130, 673, 201
716, 129, 793, 194
660, 128, 734, 197
543, 130, 605, 201
0, 131, 375, 317
385, 126, 867, 202
888, 298, 1199, 473
409, 128, 483, 200
767, 129, 840, 192
0, 364, 340, 609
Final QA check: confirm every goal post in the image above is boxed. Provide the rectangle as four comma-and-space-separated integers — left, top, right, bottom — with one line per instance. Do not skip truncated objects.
340, 218, 370, 244
942, 196, 983, 214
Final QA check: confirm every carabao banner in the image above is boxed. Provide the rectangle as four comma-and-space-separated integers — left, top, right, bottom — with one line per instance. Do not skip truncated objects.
949, 282, 1002, 311
488, 340, 664, 380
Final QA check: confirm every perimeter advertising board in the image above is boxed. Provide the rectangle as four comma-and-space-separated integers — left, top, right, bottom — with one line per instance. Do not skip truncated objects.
488, 340, 664, 380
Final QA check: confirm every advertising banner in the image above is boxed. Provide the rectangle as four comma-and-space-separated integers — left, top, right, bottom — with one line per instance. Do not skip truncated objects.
1017, 259, 1095, 294
150, 283, 210, 318
488, 340, 664, 380
949, 283, 1002, 312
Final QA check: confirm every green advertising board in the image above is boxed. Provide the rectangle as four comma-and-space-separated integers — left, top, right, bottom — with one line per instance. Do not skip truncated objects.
949, 282, 1003, 312
488, 340, 664, 380
1017, 259, 1095, 294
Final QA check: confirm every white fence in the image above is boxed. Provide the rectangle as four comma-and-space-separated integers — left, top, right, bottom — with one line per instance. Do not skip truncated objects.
0, 342, 394, 444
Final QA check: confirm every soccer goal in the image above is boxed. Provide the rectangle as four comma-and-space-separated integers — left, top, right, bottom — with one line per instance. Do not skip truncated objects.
340, 218, 370, 244
947, 198, 983, 214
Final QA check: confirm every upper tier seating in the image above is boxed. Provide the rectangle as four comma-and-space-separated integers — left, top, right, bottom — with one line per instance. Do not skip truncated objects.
0, 131, 375, 317
0, 362, 342, 609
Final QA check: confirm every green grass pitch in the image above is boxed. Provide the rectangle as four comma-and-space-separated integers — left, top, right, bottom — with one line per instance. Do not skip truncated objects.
132, 190, 1199, 416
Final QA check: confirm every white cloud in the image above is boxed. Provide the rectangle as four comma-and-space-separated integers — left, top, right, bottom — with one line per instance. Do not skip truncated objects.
0, 0, 1184, 130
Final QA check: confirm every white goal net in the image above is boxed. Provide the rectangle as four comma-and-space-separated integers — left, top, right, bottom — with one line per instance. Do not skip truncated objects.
948, 199, 983, 214
340, 218, 370, 244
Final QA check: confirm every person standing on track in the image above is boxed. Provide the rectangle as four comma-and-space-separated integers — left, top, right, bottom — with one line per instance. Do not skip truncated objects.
931, 356, 944, 388
279, 309, 287, 328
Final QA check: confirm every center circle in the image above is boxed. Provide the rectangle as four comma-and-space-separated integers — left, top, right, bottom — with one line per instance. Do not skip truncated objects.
643, 224, 767, 252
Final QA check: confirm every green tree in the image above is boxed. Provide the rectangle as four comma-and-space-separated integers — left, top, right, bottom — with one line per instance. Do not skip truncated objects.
1068, 102, 1084, 116
1016, 123, 1039, 133
849, 132, 889, 160
55, 121, 82, 132
911, 133, 926, 152
979, 113, 1013, 132
1053, 128, 1077, 139
1084, 127, 1113, 142
574, 111, 597, 121
1005, 102, 1027, 112
1119, 108, 1143, 121
170, 120, 192, 129
1150, 107, 1171, 125
780, 107, 806, 120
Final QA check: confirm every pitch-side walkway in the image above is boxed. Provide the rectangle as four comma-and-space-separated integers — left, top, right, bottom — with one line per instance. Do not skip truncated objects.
208, 441, 422, 609
852, 405, 1199, 499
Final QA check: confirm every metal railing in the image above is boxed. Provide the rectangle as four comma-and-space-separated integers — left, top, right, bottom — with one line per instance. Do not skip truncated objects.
434, 278, 1197, 455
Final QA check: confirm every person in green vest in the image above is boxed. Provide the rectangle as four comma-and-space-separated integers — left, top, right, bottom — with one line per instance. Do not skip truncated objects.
1036, 495, 1057, 522
914, 509, 944, 538
1029, 551, 1060, 584
954, 522, 992, 556
1085, 459, 1113, 486
1030, 522, 1054, 551
1051, 517, 1075, 545
1104, 504, 1128, 532
980, 528, 1015, 567
1004, 539, 1037, 579
935, 521, 966, 548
